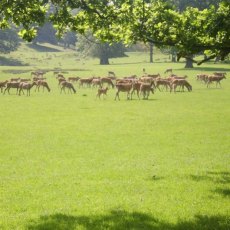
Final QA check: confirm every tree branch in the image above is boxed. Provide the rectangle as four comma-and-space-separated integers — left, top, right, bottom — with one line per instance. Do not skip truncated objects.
79, 0, 106, 19
197, 54, 216, 65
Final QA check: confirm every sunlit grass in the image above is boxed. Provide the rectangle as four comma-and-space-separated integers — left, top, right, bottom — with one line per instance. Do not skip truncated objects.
0, 44, 230, 229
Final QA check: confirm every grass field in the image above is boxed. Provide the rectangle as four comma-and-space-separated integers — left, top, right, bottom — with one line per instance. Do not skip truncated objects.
0, 43, 230, 230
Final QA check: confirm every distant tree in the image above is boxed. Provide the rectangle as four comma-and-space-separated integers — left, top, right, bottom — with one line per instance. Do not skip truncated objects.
77, 34, 127, 65
0, 28, 20, 53
59, 31, 77, 48
33, 23, 57, 45
159, 46, 177, 63
172, 0, 222, 11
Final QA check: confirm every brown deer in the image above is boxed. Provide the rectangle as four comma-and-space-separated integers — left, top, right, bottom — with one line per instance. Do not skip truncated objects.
19, 81, 37, 96
0, 80, 8, 93
60, 81, 76, 94
96, 87, 109, 99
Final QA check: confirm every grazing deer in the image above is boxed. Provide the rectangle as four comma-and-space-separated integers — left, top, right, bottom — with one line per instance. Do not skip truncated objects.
140, 82, 155, 99
4, 81, 21, 95
108, 71, 116, 78
164, 68, 173, 74
115, 83, 133, 100
170, 79, 192, 92
206, 75, 226, 88
19, 81, 37, 96
35, 80, 51, 92
101, 77, 114, 88
131, 81, 142, 100
68, 77, 80, 83
0, 80, 8, 93
60, 81, 76, 94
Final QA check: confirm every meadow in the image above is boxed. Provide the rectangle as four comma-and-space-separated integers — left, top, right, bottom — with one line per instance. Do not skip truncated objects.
0, 43, 230, 230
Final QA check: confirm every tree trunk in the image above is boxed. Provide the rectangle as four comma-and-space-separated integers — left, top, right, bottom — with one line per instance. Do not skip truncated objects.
171, 48, 177, 62
149, 42, 153, 63
100, 55, 109, 65
184, 57, 194, 68
172, 53, 176, 62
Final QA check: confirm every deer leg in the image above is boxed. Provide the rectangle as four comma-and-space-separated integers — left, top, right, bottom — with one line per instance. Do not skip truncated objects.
174, 85, 177, 93
137, 90, 140, 100
115, 91, 120, 100
127, 91, 131, 100
130, 90, 134, 100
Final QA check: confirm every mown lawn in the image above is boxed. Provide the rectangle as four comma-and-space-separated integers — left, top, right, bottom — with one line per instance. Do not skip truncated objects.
0, 46, 230, 229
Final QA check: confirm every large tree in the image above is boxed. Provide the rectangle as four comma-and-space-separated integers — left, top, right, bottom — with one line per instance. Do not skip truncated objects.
0, 0, 229, 64
170, 0, 228, 67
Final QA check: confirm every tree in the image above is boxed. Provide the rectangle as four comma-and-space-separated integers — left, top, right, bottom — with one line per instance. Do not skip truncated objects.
33, 23, 58, 45
59, 31, 77, 48
172, 0, 223, 11
149, 42, 153, 63
0, 0, 229, 64
170, 0, 228, 67
0, 28, 19, 53
77, 33, 127, 65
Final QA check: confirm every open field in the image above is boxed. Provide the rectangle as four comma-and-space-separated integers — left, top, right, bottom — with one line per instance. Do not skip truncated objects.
0, 44, 230, 229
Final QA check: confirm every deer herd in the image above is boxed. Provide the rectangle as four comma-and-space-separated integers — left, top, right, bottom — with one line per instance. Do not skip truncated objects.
0, 70, 227, 100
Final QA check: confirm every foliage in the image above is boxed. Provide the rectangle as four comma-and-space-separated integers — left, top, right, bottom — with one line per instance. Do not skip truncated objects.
0, 0, 229, 64
0, 28, 20, 53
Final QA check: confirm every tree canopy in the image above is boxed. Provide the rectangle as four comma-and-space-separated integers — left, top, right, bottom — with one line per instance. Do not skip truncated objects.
0, 0, 229, 64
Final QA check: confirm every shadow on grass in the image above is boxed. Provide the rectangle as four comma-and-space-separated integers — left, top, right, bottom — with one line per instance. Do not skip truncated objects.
176, 67, 230, 72
109, 61, 148, 65
2, 69, 32, 74
0, 56, 28, 66
150, 175, 165, 181
214, 188, 230, 197
190, 171, 230, 184
190, 171, 230, 199
27, 43, 61, 52
27, 210, 230, 230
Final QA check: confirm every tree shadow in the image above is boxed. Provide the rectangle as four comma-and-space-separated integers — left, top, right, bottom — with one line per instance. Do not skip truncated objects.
190, 171, 230, 184
27, 210, 230, 230
190, 171, 230, 199
214, 188, 230, 198
2, 69, 32, 74
0, 56, 28, 66
27, 43, 61, 52
176, 67, 230, 72
207, 172, 230, 184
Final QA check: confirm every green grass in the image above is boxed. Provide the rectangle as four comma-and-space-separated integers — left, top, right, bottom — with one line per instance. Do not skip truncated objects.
0, 43, 230, 229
